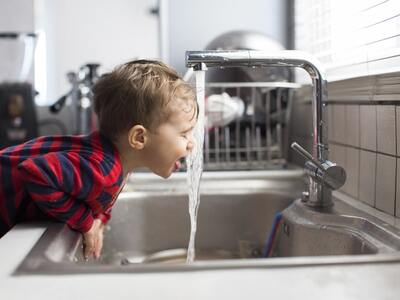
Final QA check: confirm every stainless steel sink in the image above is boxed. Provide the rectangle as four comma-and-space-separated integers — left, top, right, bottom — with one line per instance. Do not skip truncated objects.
82, 191, 294, 265
14, 170, 400, 274
273, 199, 399, 257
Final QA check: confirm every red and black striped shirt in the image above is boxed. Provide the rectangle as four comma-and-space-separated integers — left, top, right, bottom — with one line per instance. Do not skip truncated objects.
0, 131, 123, 238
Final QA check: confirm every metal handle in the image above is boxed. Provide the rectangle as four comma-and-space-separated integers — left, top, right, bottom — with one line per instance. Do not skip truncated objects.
291, 142, 325, 170
291, 141, 346, 191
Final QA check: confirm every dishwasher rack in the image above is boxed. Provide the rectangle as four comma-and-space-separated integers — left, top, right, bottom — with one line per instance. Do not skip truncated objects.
201, 81, 301, 171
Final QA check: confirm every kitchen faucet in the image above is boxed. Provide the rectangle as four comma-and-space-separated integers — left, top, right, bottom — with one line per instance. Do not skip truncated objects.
186, 50, 346, 208
50, 63, 100, 134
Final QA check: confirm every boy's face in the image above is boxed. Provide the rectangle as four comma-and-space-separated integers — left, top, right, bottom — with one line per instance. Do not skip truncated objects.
144, 98, 196, 178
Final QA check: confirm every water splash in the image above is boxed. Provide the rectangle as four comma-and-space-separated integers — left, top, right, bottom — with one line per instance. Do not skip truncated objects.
186, 69, 205, 263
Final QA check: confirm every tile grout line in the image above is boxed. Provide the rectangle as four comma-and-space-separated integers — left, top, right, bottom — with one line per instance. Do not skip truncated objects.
328, 141, 399, 158
374, 105, 378, 208
357, 105, 361, 201
357, 104, 362, 204
395, 106, 397, 217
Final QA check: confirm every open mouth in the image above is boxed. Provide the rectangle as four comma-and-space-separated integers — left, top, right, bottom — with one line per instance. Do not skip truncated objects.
172, 157, 185, 172
173, 160, 181, 171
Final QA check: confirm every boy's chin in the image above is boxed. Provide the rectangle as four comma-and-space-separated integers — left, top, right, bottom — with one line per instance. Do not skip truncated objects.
154, 169, 172, 179
160, 173, 171, 179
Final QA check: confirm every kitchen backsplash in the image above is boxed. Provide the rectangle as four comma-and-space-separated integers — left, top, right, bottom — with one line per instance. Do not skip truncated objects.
290, 72, 400, 218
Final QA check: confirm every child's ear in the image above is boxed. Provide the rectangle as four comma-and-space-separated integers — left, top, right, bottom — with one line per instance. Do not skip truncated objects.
128, 125, 147, 150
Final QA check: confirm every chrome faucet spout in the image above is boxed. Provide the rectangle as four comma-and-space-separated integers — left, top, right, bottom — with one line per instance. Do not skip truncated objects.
186, 50, 345, 207
186, 50, 327, 159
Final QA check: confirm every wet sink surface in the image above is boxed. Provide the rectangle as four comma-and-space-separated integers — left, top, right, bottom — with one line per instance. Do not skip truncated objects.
14, 171, 400, 274
87, 191, 294, 265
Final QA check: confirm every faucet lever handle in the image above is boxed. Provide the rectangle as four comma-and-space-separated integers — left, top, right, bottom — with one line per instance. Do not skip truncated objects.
291, 142, 325, 170
291, 141, 347, 190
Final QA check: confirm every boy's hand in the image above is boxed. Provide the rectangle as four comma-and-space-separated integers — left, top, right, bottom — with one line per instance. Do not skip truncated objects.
82, 218, 104, 260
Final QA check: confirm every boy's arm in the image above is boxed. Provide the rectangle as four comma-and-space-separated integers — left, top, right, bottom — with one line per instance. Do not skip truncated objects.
18, 152, 106, 232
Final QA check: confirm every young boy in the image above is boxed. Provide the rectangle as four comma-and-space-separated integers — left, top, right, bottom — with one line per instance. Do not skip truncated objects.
0, 60, 197, 259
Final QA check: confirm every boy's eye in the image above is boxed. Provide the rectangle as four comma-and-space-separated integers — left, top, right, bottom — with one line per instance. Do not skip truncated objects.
181, 127, 194, 140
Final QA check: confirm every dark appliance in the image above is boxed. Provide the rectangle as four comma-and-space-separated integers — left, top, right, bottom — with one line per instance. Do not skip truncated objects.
0, 82, 38, 149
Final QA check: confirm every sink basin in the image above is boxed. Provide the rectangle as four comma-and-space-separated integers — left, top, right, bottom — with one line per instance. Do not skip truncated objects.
14, 170, 400, 274
273, 199, 399, 257
86, 191, 294, 264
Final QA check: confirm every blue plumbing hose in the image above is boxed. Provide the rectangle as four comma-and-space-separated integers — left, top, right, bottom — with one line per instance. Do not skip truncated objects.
262, 211, 283, 258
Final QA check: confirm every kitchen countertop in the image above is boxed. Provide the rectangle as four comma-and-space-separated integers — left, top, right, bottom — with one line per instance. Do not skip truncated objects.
1, 222, 400, 299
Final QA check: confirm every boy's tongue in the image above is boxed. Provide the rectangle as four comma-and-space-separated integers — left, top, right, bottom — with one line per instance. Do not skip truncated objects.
173, 160, 181, 171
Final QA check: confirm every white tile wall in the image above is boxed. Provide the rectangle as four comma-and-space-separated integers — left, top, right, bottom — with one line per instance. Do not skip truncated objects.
359, 150, 376, 207
343, 147, 359, 199
331, 105, 346, 144
376, 154, 396, 215
346, 105, 360, 147
360, 105, 377, 151
377, 106, 396, 155
292, 76, 400, 218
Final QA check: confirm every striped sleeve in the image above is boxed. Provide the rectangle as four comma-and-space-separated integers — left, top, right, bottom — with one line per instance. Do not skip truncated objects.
95, 208, 112, 224
17, 152, 106, 232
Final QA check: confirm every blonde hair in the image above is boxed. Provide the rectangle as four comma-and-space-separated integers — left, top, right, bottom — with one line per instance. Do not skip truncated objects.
93, 59, 196, 140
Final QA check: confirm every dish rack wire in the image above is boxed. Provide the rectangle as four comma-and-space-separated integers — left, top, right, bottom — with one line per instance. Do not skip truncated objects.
202, 81, 301, 171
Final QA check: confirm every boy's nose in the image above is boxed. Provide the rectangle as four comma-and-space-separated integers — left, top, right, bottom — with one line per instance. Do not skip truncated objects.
187, 140, 194, 151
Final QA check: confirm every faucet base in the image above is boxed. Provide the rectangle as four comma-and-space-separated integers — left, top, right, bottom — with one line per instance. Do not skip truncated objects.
305, 178, 334, 208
